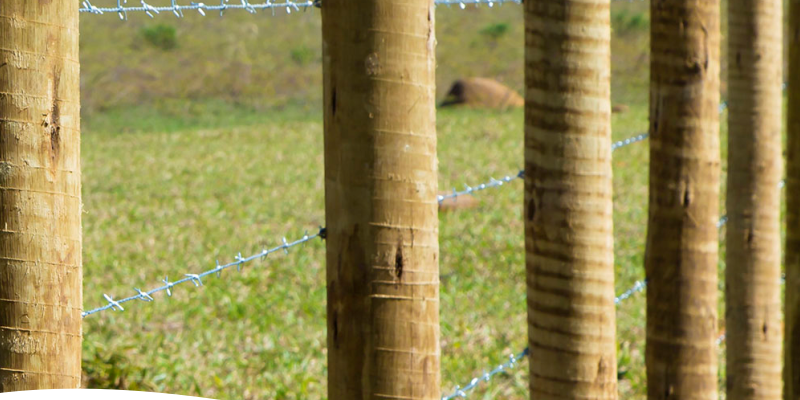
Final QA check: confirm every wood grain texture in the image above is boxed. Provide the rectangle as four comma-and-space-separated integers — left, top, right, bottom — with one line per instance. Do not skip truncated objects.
646, 1, 720, 399
0, 0, 82, 391
524, 1, 618, 399
726, 0, 783, 399
322, 0, 440, 399
787, 1, 800, 399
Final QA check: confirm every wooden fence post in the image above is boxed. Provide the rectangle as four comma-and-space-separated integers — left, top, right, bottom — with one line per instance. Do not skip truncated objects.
726, 0, 784, 398
321, 0, 440, 398
786, 0, 800, 398
645, 1, 721, 399
524, 0, 617, 399
0, 0, 82, 391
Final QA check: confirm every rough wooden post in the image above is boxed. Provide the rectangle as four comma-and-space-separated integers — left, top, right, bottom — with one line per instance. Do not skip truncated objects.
0, 0, 82, 391
524, 0, 618, 399
726, 0, 784, 398
786, 0, 800, 398
645, 0, 721, 399
321, 0, 440, 399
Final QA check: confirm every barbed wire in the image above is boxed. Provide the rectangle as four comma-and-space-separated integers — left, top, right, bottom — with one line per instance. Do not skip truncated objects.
442, 268, 791, 398
441, 348, 529, 400
82, 227, 325, 318
84, 132, 648, 318
440, 278, 647, 399
440, 171, 789, 397
80, 0, 316, 19
79, 0, 648, 18
438, 133, 650, 204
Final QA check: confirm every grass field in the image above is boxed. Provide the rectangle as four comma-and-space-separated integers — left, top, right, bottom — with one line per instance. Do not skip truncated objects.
80, 101, 745, 399
76, 1, 774, 399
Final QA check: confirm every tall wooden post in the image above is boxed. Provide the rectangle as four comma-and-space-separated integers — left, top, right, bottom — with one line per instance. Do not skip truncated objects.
0, 0, 82, 391
645, 1, 721, 399
322, 0, 440, 399
524, 0, 617, 399
726, 0, 784, 398
786, 1, 800, 398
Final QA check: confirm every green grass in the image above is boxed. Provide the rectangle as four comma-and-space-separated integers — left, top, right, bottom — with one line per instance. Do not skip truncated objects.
79, 1, 652, 114
81, 99, 739, 399
77, 1, 762, 399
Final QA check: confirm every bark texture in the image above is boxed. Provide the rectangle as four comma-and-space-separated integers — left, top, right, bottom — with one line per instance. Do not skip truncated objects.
322, 0, 440, 399
524, 1, 617, 399
0, 0, 82, 391
726, 0, 783, 399
787, 1, 800, 398
646, 1, 721, 400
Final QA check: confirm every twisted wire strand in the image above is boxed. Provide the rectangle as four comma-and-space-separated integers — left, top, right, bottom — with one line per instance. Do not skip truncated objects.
79, 0, 646, 18
82, 228, 325, 317
84, 133, 648, 319
438, 133, 650, 204
440, 165, 787, 398
440, 278, 647, 399
80, 0, 316, 19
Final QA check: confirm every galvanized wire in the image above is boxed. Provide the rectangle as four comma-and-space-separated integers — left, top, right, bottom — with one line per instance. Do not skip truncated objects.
440, 278, 647, 399
78, 0, 518, 18
84, 133, 647, 318
445, 172, 789, 397
441, 348, 529, 400
80, 0, 316, 19
439, 169, 788, 398
79, 0, 647, 18
82, 227, 325, 318
438, 132, 649, 204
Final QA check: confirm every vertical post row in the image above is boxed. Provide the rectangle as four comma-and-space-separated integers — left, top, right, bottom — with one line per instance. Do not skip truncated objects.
726, 0, 784, 398
645, 1, 721, 399
322, 0, 441, 399
786, 0, 800, 398
524, 1, 617, 399
0, 0, 82, 391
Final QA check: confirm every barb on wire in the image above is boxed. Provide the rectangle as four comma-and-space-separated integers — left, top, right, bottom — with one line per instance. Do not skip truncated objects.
614, 279, 646, 304
82, 228, 323, 318
437, 174, 519, 204
81, 0, 646, 17
438, 132, 649, 205
80, 0, 315, 19
441, 348, 529, 400
611, 133, 649, 151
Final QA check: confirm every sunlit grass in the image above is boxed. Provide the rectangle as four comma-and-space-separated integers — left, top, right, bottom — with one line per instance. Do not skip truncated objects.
81, 96, 706, 399
76, 2, 764, 399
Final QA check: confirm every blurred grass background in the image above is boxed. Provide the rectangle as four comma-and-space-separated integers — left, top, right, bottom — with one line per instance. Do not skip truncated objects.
78, 1, 780, 399
80, 0, 656, 117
